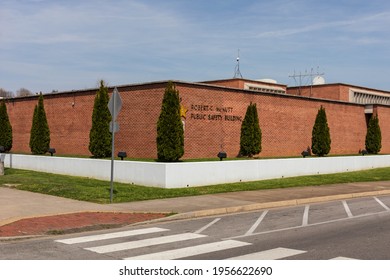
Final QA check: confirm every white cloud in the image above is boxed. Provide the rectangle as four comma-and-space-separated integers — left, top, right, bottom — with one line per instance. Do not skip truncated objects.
251, 10, 390, 40
1, 1, 185, 46
1, 0, 390, 92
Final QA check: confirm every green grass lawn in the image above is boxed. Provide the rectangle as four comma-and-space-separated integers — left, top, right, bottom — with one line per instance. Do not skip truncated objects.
1, 167, 390, 204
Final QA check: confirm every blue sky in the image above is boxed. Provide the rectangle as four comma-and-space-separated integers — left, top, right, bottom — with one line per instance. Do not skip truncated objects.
1, 0, 390, 94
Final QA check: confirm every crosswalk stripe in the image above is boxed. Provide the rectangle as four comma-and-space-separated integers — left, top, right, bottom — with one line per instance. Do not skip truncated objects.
123, 240, 251, 260
85, 233, 206, 254
330, 256, 357, 260
226, 247, 306, 260
55, 227, 169, 245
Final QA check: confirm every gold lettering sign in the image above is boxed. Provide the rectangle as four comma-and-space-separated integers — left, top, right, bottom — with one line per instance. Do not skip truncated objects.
189, 104, 242, 122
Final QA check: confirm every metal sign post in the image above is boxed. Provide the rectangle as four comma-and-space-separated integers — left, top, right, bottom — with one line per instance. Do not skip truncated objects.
108, 87, 122, 203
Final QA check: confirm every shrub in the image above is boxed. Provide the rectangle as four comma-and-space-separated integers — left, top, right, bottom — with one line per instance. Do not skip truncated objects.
89, 80, 112, 158
311, 105, 331, 156
0, 101, 12, 152
239, 102, 262, 157
29, 93, 50, 154
156, 81, 184, 162
365, 115, 381, 154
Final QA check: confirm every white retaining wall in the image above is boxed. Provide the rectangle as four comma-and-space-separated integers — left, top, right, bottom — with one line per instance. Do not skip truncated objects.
2, 154, 390, 188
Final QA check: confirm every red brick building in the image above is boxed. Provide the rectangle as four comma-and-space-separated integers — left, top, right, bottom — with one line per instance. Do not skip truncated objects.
4, 78, 390, 159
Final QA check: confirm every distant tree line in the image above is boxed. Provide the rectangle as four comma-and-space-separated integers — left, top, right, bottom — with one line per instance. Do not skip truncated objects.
0, 88, 34, 98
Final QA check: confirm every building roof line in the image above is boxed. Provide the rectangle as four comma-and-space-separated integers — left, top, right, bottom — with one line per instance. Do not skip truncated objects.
287, 82, 390, 95
199, 77, 287, 87
6, 78, 390, 108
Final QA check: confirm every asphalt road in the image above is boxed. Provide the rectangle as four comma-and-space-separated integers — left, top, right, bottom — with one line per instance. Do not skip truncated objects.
1, 195, 389, 260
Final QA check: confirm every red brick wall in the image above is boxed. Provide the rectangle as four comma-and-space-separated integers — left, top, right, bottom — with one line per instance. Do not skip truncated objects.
202, 78, 287, 91
377, 105, 390, 154
7, 98, 36, 153
4, 81, 388, 159
179, 84, 368, 158
339, 85, 351, 102
6, 84, 168, 158
114, 83, 165, 158
287, 84, 343, 100
7, 91, 96, 155
288, 84, 390, 103
202, 79, 243, 88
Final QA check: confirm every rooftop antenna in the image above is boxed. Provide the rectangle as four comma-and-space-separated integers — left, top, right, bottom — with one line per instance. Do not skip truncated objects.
233, 49, 243, 78
289, 67, 324, 96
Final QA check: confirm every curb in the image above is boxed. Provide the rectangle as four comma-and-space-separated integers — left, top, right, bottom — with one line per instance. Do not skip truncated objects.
0, 235, 42, 242
1, 190, 390, 240
167, 190, 390, 220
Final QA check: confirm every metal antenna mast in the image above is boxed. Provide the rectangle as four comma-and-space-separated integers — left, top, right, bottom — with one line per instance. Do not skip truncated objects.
233, 49, 243, 78
289, 67, 324, 95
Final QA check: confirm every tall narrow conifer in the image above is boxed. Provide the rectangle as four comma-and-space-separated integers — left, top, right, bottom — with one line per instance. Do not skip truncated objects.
89, 80, 112, 158
311, 105, 331, 156
0, 101, 13, 152
156, 81, 184, 162
239, 103, 262, 157
365, 115, 381, 154
29, 93, 50, 154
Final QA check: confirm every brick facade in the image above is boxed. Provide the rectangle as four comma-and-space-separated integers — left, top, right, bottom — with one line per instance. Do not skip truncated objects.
377, 105, 390, 154
4, 79, 390, 159
288, 83, 390, 104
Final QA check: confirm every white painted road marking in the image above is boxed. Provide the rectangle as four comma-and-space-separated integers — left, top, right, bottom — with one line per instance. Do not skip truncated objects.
245, 210, 268, 236
374, 197, 390, 211
194, 218, 221, 234
342, 200, 353, 218
227, 247, 306, 260
302, 205, 310, 226
330, 256, 357, 260
124, 240, 250, 260
85, 233, 206, 254
56, 227, 169, 245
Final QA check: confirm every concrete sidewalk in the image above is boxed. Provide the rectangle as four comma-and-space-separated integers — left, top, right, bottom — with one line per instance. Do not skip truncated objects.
1, 181, 390, 227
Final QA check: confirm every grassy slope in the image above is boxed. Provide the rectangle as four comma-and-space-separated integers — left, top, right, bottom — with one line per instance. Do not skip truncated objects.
1, 167, 390, 204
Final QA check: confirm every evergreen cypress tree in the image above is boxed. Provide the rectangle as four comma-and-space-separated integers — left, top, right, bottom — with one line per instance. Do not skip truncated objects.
89, 80, 112, 158
239, 104, 252, 156
29, 105, 38, 152
311, 105, 331, 156
156, 81, 184, 162
239, 103, 262, 157
0, 101, 13, 152
365, 115, 381, 154
29, 93, 50, 154
251, 103, 262, 155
